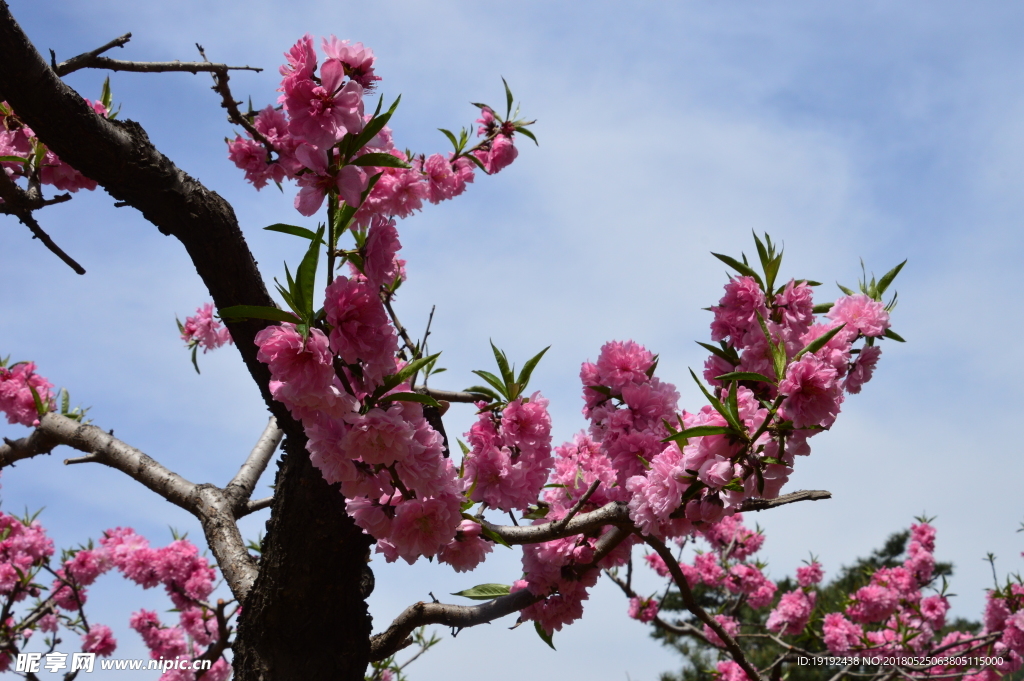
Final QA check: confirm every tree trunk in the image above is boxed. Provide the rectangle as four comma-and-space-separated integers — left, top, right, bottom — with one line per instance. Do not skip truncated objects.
0, 4, 375, 677
233, 434, 374, 681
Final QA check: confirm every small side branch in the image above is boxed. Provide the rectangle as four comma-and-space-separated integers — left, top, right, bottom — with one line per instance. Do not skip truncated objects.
736, 489, 831, 512
54, 54, 261, 77
481, 501, 632, 545
50, 32, 132, 76
0, 171, 84, 274
225, 416, 281, 512
416, 388, 492, 404
0, 429, 60, 468
237, 496, 273, 517
369, 589, 542, 662
646, 535, 764, 681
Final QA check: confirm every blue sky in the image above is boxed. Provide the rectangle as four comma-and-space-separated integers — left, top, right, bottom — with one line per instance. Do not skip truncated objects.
3, 1, 1024, 679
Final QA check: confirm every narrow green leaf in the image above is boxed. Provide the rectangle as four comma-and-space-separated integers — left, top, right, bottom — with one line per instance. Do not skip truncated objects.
876, 259, 907, 297
837, 283, 856, 296
476, 523, 511, 548
0, 155, 28, 163
385, 353, 442, 391
521, 505, 549, 520
586, 385, 613, 397
451, 583, 511, 600
348, 95, 400, 154
379, 392, 442, 409
191, 345, 200, 375
514, 125, 538, 145
264, 224, 325, 243
458, 439, 471, 455
218, 305, 299, 324
439, 128, 460, 151
714, 371, 775, 384
350, 152, 410, 168
28, 385, 47, 417
100, 76, 113, 111
516, 346, 550, 389
712, 253, 764, 288
490, 341, 514, 387
812, 302, 834, 314
661, 425, 735, 444
471, 370, 508, 399
696, 341, 739, 366
463, 385, 500, 402
689, 369, 743, 434
883, 328, 906, 342
293, 225, 325, 324
502, 77, 514, 120
534, 621, 556, 650
795, 323, 847, 360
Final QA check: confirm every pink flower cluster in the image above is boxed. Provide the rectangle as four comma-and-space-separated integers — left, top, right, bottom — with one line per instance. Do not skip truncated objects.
628, 596, 660, 623
462, 392, 554, 512
0, 361, 54, 427
0, 509, 54, 601
228, 35, 521, 222
179, 303, 233, 353
1, 99, 107, 199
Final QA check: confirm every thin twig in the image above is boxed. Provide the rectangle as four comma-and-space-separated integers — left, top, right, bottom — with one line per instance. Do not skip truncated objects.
0, 171, 85, 274
550, 480, 600, 534
195, 44, 276, 157
50, 32, 132, 75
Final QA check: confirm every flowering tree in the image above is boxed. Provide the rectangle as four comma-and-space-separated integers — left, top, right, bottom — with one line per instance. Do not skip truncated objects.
0, 4, 1020, 680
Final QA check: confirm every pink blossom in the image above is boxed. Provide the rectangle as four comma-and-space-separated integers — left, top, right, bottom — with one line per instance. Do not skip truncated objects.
628, 596, 660, 623
920, 594, 950, 629
847, 583, 899, 623
485, 134, 518, 173
703, 614, 740, 648
322, 37, 380, 89
0, 361, 54, 427
710, 276, 768, 348
796, 561, 824, 587
359, 163, 429, 220
280, 35, 317, 81
716, 660, 755, 681
774, 280, 815, 340
822, 612, 864, 653
423, 153, 465, 203
779, 353, 843, 428
384, 493, 462, 564
437, 520, 494, 572
283, 58, 364, 149
827, 294, 890, 337
363, 216, 402, 288
180, 303, 232, 352
766, 588, 816, 635
844, 345, 881, 394
293, 144, 368, 215
323, 276, 398, 386
82, 623, 117, 656
594, 340, 655, 391
342, 406, 416, 466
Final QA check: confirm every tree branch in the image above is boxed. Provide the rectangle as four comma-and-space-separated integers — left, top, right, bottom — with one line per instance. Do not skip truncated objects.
646, 534, 764, 681
0, 428, 60, 468
54, 46, 261, 77
225, 416, 282, 510
415, 387, 492, 404
0, 171, 84, 274
481, 500, 633, 545
50, 32, 132, 75
603, 569, 709, 642
369, 588, 542, 662
237, 496, 273, 517
736, 489, 831, 512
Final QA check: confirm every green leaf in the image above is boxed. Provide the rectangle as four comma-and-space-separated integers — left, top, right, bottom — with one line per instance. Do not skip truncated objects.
28, 385, 47, 417
696, 341, 739, 366
837, 283, 856, 296
586, 385, 613, 397
516, 346, 550, 390
502, 77, 514, 119
876, 260, 906, 297
812, 302, 834, 314
795, 323, 847, 360
712, 253, 764, 288
218, 305, 299, 324
534, 620, 556, 650
522, 505, 550, 520
439, 128, 460, 151
191, 345, 200, 374
476, 522, 511, 548
451, 583, 511, 600
662, 425, 736, 444
470, 371, 508, 400
349, 95, 400, 155
264, 224, 325, 243
463, 385, 499, 402
714, 371, 775, 384
385, 353, 442, 392
349, 153, 410, 168
755, 312, 787, 383
379, 392, 442, 409
689, 369, 744, 434
722, 477, 745, 492
490, 341, 514, 387
0, 155, 28, 163
514, 125, 538, 145
100, 76, 113, 112
292, 224, 325, 324
883, 328, 906, 342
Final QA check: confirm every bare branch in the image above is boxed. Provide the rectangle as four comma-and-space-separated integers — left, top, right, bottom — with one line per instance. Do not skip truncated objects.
53, 49, 261, 77
9, 413, 259, 600
0, 171, 85, 274
225, 416, 282, 509
736, 489, 831, 512
549, 480, 600, 535
481, 500, 632, 545
604, 569, 708, 642
646, 534, 764, 681
237, 496, 273, 517
369, 588, 542, 662
0, 429, 60, 468
50, 32, 132, 75
194, 44, 276, 157
415, 387, 491, 404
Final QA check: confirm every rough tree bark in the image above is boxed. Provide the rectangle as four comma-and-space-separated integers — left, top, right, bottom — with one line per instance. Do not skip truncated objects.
0, 4, 374, 678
